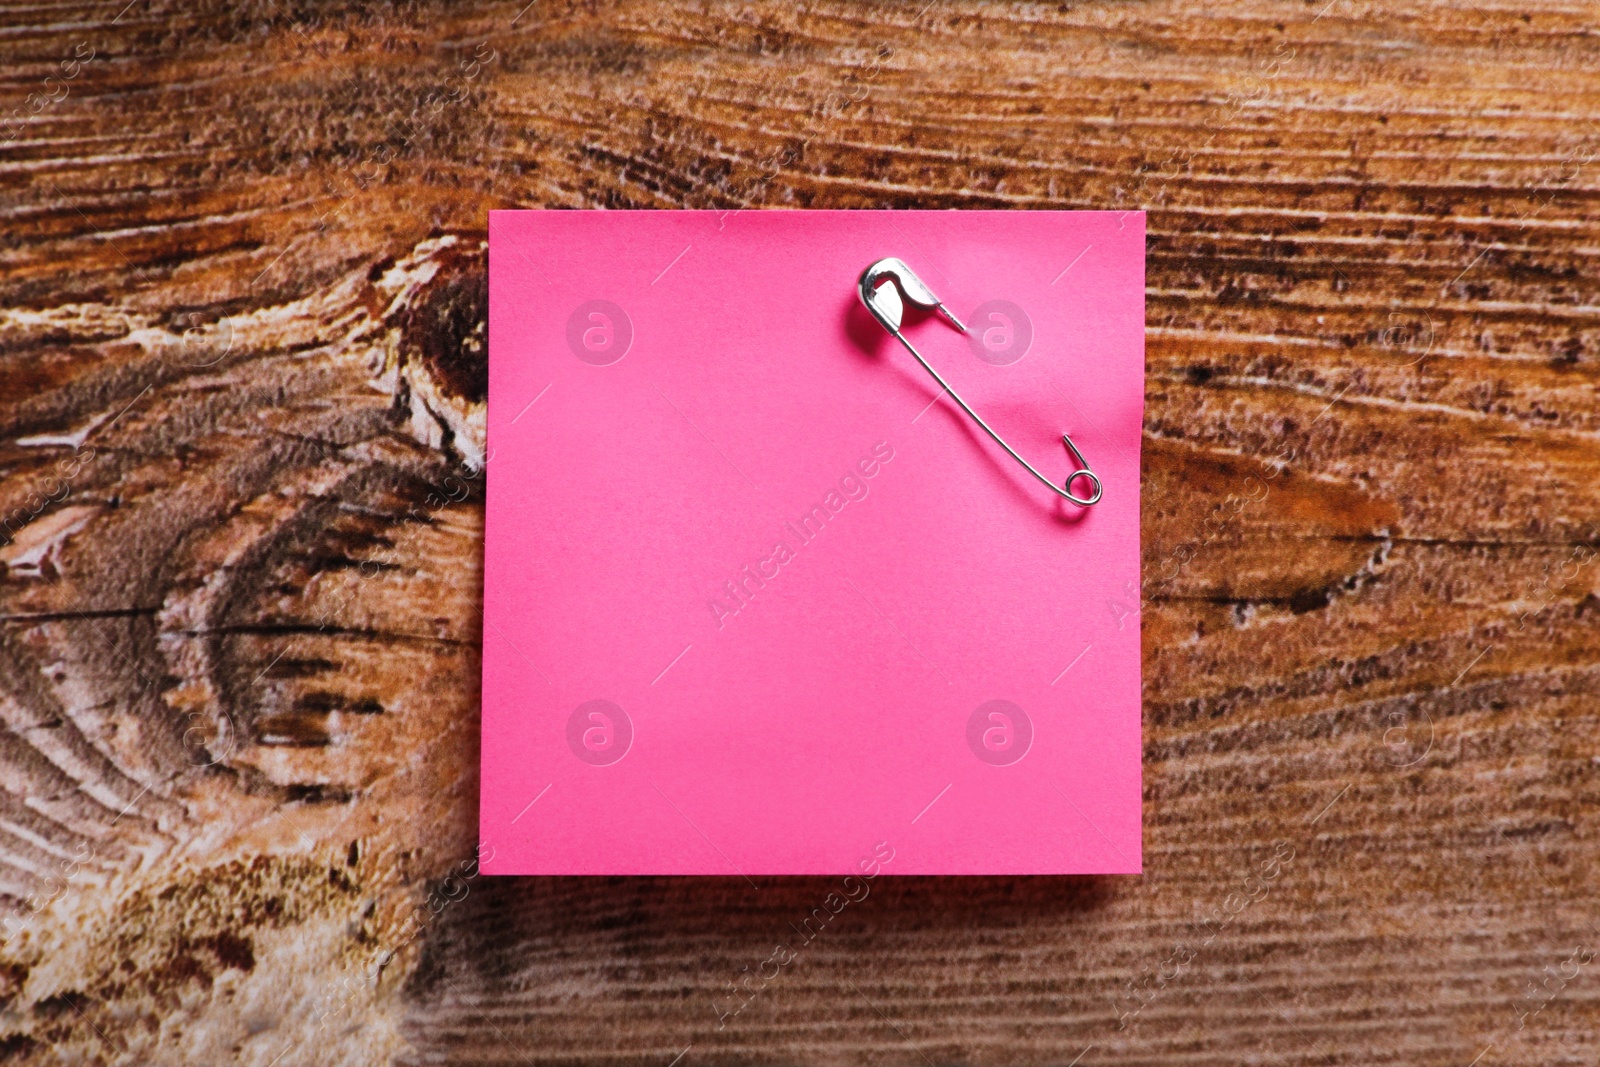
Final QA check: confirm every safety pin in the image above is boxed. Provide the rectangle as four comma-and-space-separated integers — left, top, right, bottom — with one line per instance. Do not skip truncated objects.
857, 257, 1102, 506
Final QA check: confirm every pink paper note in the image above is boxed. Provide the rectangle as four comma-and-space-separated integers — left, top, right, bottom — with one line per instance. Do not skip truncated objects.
482, 210, 1144, 875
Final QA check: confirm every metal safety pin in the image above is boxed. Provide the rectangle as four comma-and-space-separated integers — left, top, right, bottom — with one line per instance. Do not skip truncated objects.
857, 257, 1102, 507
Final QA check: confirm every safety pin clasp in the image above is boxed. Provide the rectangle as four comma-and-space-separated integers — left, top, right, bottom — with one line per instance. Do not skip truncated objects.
858, 257, 1102, 507
859, 256, 968, 335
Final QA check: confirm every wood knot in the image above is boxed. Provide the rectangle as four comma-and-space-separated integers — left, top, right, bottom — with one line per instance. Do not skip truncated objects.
376, 234, 488, 467
396, 244, 487, 405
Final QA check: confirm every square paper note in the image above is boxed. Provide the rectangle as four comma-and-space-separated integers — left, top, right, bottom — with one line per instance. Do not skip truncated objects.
482, 210, 1144, 875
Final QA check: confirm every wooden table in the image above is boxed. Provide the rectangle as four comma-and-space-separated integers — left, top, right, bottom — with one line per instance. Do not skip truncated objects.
2, 2, 1597, 1064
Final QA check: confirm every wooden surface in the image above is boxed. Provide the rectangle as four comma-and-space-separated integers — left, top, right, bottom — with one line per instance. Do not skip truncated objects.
2, 1, 1599, 1064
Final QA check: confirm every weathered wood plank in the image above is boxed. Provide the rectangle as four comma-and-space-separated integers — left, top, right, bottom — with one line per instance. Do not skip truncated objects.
0, 1, 1597, 1065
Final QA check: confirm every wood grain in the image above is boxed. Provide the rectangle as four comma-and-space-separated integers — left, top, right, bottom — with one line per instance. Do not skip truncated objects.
2, 1, 1598, 1065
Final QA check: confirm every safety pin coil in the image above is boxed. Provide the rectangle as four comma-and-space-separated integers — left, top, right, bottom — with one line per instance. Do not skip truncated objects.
857, 257, 1102, 507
